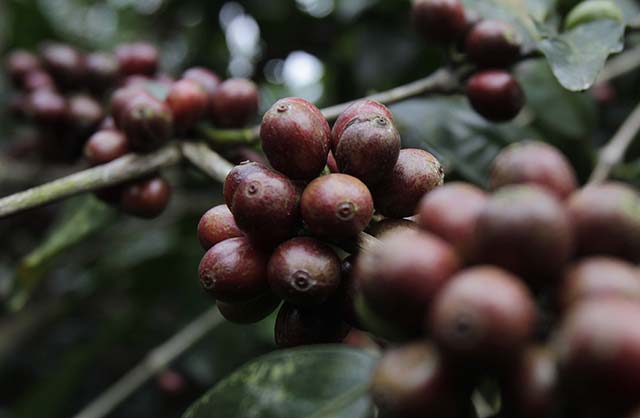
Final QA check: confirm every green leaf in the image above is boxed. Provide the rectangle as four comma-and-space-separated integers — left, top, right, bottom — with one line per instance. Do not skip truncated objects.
182, 346, 378, 418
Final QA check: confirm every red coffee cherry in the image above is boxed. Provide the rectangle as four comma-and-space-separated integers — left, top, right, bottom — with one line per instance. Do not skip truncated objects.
566, 182, 640, 262
182, 67, 221, 99
166, 78, 209, 132
373, 149, 444, 218
67, 94, 104, 135
120, 93, 174, 152
120, 176, 171, 218
27, 89, 67, 125
429, 266, 536, 371
260, 97, 331, 180
110, 86, 148, 128
466, 70, 525, 122
267, 237, 341, 306
490, 141, 577, 200
5, 50, 40, 86
274, 302, 350, 348
197, 204, 244, 250
115, 42, 158, 76
223, 161, 271, 207
210, 78, 259, 128
40, 42, 84, 88
367, 218, 420, 238
465, 19, 522, 68
331, 99, 394, 147
411, 0, 468, 44
216, 292, 281, 324
301, 173, 374, 239
22, 70, 55, 92
198, 236, 269, 302
326, 151, 339, 173
333, 254, 360, 327
84, 130, 129, 166
84, 52, 120, 93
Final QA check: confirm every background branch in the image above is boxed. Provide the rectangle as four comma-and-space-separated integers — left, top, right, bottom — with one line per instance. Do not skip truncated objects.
180, 142, 233, 182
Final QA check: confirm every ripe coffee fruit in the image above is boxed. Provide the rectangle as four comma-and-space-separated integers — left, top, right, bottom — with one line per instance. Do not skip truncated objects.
22, 70, 54, 92
166, 79, 208, 131
210, 78, 259, 128
301, 173, 374, 238
566, 182, 640, 262
216, 292, 281, 324
466, 70, 525, 122
84, 52, 120, 92
223, 161, 271, 207
110, 86, 146, 128
120, 176, 171, 218
429, 266, 536, 370
84, 130, 129, 166
367, 218, 419, 238
274, 302, 349, 348
373, 149, 444, 218
67, 94, 104, 135
474, 185, 573, 284
40, 42, 84, 88
120, 93, 174, 152
197, 204, 244, 250
331, 99, 393, 146
115, 42, 158, 76
370, 343, 463, 418
260, 97, 331, 180
183, 67, 221, 100
27, 89, 67, 125
411, 0, 468, 44
417, 182, 487, 262
490, 141, 577, 199
267, 237, 341, 306
465, 20, 521, 68
198, 236, 269, 302
5, 50, 40, 86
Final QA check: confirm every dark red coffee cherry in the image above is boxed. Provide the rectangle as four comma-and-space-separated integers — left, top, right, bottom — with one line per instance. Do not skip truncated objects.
166, 78, 209, 132
182, 67, 221, 101
267, 237, 341, 306
5, 50, 40, 86
490, 141, 577, 200
417, 182, 487, 263
367, 218, 419, 238
411, 0, 468, 44
120, 176, 171, 218
429, 266, 536, 370
373, 149, 444, 218
120, 93, 174, 152
326, 151, 339, 173
301, 173, 374, 238
474, 185, 573, 285
110, 86, 147, 128
67, 94, 104, 135
216, 292, 281, 324
331, 99, 394, 147
370, 343, 464, 418
567, 182, 640, 262
84, 52, 120, 93
558, 256, 640, 312
198, 236, 269, 302
466, 70, 525, 122
223, 161, 271, 207
332, 114, 401, 186
465, 20, 522, 68
260, 97, 331, 180
355, 229, 460, 335
333, 254, 360, 327
39, 42, 84, 89
274, 302, 350, 348
22, 70, 55, 92
210, 78, 259, 128
197, 204, 244, 250
27, 89, 67, 125
84, 130, 129, 166
115, 42, 158, 76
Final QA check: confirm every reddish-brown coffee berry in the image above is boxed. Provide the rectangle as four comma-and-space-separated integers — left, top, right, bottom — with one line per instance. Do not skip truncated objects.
110, 86, 147, 128
27, 89, 67, 125
260, 97, 331, 180
67, 94, 104, 135
210, 78, 259, 128
429, 266, 536, 370
411, 0, 468, 44
223, 161, 271, 207
166, 78, 209, 132
22, 70, 55, 92
120, 176, 171, 218
567, 182, 640, 262
373, 149, 444, 218
40, 42, 84, 88
301, 174, 374, 238
115, 42, 158, 76
465, 20, 522, 67
120, 93, 174, 152
84, 52, 120, 92
5, 50, 40, 86
326, 151, 339, 173
367, 218, 419, 238
182, 67, 221, 99
417, 182, 487, 262
331, 99, 394, 147
466, 70, 525, 122
217, 292, 281, 324
490, 141, 577, 199
197, 204, 244, 250
198, 236, 269, 302
274, 302, 349, 348
84, 130, 129, 166
267, 237, 341, 306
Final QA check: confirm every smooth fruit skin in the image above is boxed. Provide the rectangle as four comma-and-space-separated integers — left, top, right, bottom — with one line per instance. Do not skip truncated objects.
367, 218, 419, 238
84, 52, 120, 93
267, 237, 341, 306
166, 78, 209, 132
198, 236, 269, 303
67, 94, 104, 136
84, 130, 130, 166
260, 97, 331, 180
27, 89, 67, 125
566, 182, 640, 262
466, 70, 525, 122
120, 93, 174, 152
373, 149, 444, 218
490, 141, 577, 200
216, 292, 281, 324
301, 174, 374, 239
411, 0, 468, 44
223, 161, 271, 208
115, 42, 158, 76
22, 70, 55, 92
326, 151, 339, 173
565, 0, 623, 30
5, 50, 40, 86
331, 99, 393, 147
274, 302, 350, 348
465, 19, 521, 68
110, 86, 147, 128
210, 78, 259, 128
40, 42, 84, 88
197, 204, 244, 250
429, 266, 536, 370
182, 67, 221, 100
417, 182, 487, 263
120, 176, 171, 218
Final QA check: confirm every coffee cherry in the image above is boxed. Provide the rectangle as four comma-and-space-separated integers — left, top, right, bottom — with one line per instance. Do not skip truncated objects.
120, 93, 174, 152
367, 218, 419, 238
429, 266, 536, 370
22, 70, 55, 92
115, 42, 158, 76
355, 229, 460, 334
223, 161, 271, 207
474, 185, 573, 285
465, 20, 521, 68
274, 302, 349, 348
84, 130, 129, 166
110, 86, 147, 128
267, 237, 341, 306
333, 255, 360, 327
466, 70, 525, 122
120, 176, 171, 218
183, 67, 221, 99
260, 97, 331, 180
332, 114, 401, 186
301, 174, 374, 238
565, 0, 623, 30
411, 0, 468, 44
67, 94, 104, 135
166, 79, 209, 132
566, 182, 640, 262
326, 151, 339, 173
197, 204, 244, 250
84, 52, 120, 93
27, 89, 67, 125
5, 50, 40, 86
210, 78, 259, 128
198, 236, 269, 302
331, 99, 393, 147
490, 141, 578, 200
558, 256, 640, 311
40, 42, 84, 88
417, 182, 487, 262
216, 292, 281, 324
373, 149, 444, 218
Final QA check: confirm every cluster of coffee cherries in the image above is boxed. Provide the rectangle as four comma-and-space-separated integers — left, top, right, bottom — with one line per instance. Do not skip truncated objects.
412, 0, 526, 122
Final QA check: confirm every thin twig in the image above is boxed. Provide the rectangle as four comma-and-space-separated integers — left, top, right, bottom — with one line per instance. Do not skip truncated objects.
180, 142, 233, 182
